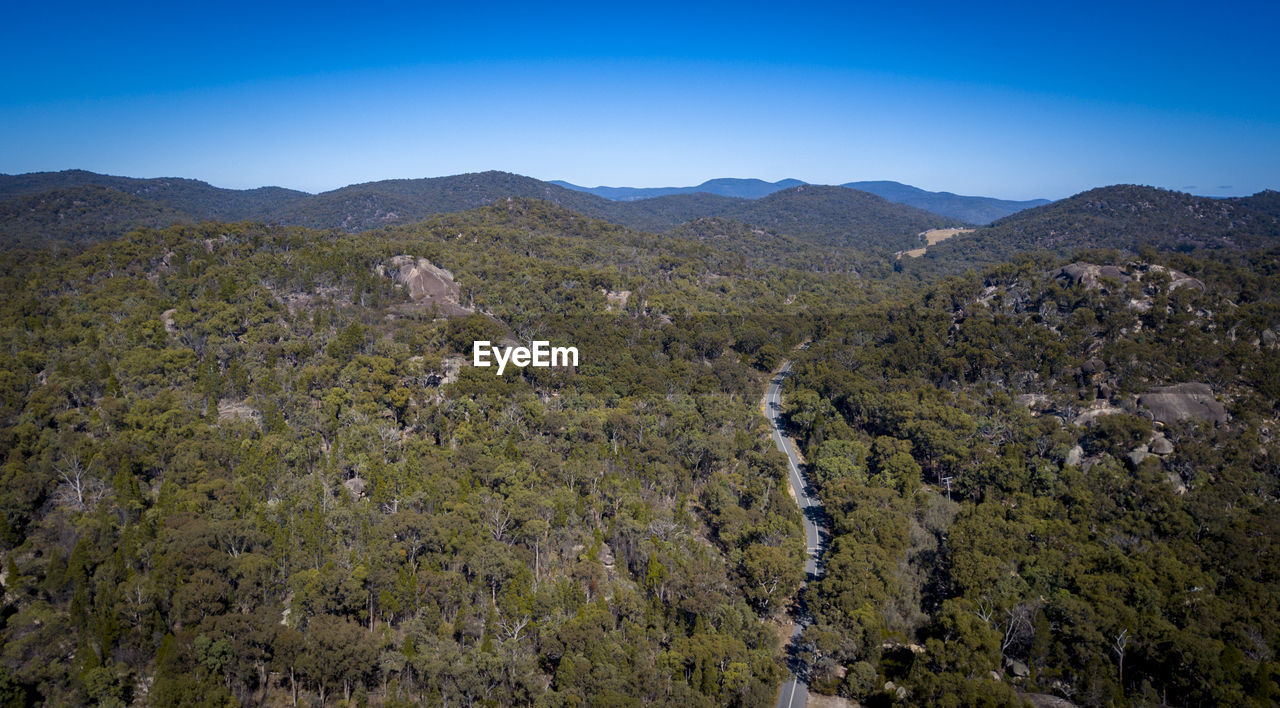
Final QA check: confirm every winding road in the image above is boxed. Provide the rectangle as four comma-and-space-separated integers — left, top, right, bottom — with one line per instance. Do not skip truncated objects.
765, 361, 828, 708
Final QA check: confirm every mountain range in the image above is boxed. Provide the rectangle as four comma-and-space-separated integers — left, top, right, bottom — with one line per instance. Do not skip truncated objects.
2, 170, 1277, 265
0, 170, 956, 252
552, 177, 1049, 223
548, 177, 807, 201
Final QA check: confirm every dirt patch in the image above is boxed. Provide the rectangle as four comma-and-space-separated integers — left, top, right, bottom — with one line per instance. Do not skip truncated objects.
898, 228, 974, 258
923, 227, 972, 245
807, 694, 858, 708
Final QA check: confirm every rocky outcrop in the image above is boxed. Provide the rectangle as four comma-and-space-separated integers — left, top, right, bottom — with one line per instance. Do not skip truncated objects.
1051, 262, 1204, 294
421, 355, 467, 387
1128, 446, 1156, 468
1150, 435, 1174, 455
1016, 393, 1051, 412
1074, 404, 1125, 426
603, 289, 631, 312
217, 399, 260, 424
343, 477, 366, 499
1054, 262, 1128, 290
382, 255, 472, 316
1139, 383, 1228, 425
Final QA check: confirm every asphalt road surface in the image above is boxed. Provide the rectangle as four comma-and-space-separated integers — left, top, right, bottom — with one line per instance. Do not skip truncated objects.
766, 361, 827, 708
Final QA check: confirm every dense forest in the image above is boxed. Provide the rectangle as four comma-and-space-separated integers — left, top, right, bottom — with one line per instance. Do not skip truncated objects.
0, 186, 1277, 707
786, 248, 1280, 705
0, 201, 852, 706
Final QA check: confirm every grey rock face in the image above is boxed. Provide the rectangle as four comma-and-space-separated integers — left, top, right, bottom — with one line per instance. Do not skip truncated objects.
1139, 383, 1228, 425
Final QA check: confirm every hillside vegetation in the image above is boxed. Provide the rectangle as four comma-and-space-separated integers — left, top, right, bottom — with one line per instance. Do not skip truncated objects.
0, 186, 193, 248
922, 185, 1280, 271
786, 247, 1280, 705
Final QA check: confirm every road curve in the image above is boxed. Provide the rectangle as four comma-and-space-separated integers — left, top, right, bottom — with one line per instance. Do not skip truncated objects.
766, 361, 827, 708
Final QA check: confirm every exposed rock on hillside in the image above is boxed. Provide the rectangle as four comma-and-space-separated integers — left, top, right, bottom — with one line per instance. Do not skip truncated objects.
1138, 383, 1228, 425
1054, 262, 1128, 289
1050, 262, 1204, 294
343, 477, 367, 499
382, 255, 472, 316
1150, 435, 1175, 455
603, 289, 631, 311
218, 399, 260, 424
1074, 404, 1125, 426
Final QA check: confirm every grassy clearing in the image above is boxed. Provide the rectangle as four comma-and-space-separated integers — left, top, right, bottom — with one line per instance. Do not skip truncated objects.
899, 227, 975, 258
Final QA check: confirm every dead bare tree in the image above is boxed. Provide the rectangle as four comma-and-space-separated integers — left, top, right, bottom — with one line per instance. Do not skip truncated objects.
1112, 627, 1129, 694
484, 495, 512, 543
1001, 602, 1037, 662
53, 457, 108, 512
499, 615, 530, 642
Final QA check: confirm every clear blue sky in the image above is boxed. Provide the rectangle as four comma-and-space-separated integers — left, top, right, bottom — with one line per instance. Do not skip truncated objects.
2, 0, 1277, 200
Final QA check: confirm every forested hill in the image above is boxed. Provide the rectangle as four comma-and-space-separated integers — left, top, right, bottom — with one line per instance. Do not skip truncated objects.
0, 170, 959, 253
0, 185, 194, 248
0, 170, 615, 239
1238, 188, 1280, 217
263, 171, 616, 231
714, 185, 958, 251
0, 169, 311, 223
572, 186, 960, 250
920, 184, 1280, 271
842, 180, 1051, 224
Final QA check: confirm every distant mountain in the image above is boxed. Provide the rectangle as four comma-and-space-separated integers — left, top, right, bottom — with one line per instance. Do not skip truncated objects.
554, 176, 1046, 223
841, 180, 1050, 224
591, 186, 957, 250
0, 184, 193, 247
267, 171, 615, 231
0, 170, 615, 242
0, 169, 310, 222
923, 184, 1280, 268
551, 177, 805, 201
716, 185, 957, 251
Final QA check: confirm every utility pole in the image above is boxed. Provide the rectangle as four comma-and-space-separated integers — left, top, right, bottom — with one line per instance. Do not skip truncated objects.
941, 475, 954, 501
